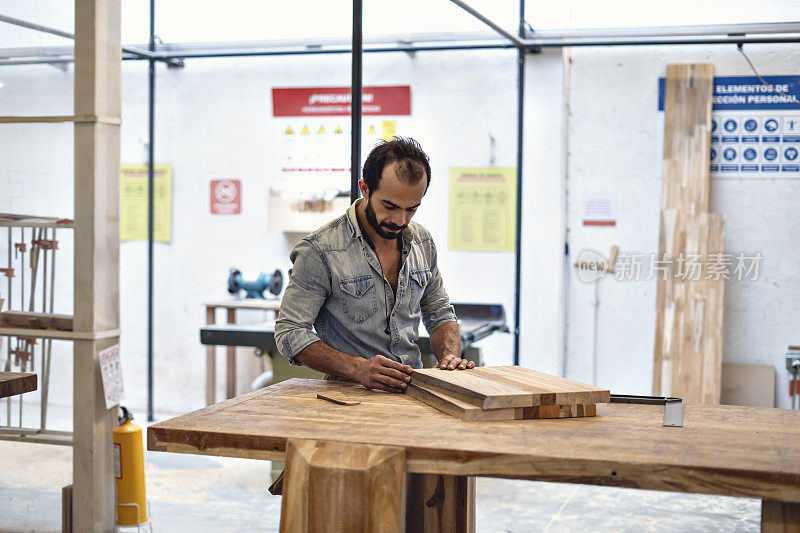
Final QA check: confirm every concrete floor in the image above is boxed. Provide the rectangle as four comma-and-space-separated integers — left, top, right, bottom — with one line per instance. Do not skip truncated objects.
0, 403, 761, 532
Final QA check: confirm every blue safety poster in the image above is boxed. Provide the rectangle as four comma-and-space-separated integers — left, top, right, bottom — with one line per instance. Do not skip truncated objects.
658, 75, 800, 178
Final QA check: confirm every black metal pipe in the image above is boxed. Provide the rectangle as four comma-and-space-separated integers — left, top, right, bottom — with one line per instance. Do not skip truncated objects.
8, 35, 800, 67
512, 0, 525, 366
351, 0, 363, 202
147, 0, 156, 422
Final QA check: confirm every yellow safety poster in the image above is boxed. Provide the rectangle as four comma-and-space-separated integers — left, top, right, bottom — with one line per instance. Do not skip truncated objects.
382, 120, 396, 141
449, 167, 516, 252
120, 164, 172, 242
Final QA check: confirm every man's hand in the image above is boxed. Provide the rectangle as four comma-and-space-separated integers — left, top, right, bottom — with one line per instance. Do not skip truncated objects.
352, 354, 413, 392
436, 354, 475, 370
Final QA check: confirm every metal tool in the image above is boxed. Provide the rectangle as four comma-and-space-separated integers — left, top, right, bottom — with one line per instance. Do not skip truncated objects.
227, 268, 283, 299
787, 346, 800, 410
453, 303, 510, 347
610, 394, 684, 427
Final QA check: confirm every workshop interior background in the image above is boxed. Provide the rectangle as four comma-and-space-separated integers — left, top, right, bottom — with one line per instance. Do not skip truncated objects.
0, 0, 798, 418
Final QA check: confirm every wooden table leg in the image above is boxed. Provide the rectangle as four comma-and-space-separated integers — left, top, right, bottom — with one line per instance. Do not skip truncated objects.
762, 499, 800, 533
226, 307, 236, 399
280, 439, 406, 532
205, 306, 215, 406
405, 473, 475, 533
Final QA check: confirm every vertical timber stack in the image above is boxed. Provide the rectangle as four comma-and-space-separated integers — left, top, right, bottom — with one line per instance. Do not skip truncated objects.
653, 64, 725, 404
73, 0, 122, 530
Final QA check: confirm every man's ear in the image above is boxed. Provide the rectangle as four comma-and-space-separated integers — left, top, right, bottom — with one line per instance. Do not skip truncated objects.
358, 178, 369, 198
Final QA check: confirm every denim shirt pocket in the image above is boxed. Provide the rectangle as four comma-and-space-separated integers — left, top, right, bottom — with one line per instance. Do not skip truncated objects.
339, 275, 378, 324
407, 268, 432, 312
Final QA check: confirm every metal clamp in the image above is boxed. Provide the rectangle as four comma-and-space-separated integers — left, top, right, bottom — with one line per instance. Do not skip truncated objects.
610, 394, 684, 427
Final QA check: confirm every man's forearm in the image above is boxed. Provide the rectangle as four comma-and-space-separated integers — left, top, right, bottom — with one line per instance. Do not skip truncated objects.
293, 340, 362, 379
430, 320, 461, 363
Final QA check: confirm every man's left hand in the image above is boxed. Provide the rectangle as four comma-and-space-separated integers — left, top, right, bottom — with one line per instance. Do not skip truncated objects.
436, 354, 475, 370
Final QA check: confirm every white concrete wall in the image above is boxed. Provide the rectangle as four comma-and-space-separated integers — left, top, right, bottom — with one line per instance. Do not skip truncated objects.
561, 3, 800, 409
564, 42, 800, 408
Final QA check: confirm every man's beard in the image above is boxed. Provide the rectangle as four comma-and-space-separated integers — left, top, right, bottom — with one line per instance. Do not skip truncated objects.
365, 196, 406, 240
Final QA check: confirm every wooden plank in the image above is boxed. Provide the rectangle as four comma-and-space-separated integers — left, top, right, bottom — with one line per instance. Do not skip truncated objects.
0, 115, 120, 124
519, 403, 596, 420
411, 366, 609, 409
148, 379, 800, 503
721, 363, 775, 408
0, 310, 73, 331
62, 485, 73, 533
762, 500, 800, 533
226, 307, 236, 399
478, 366, 610, 405
405, 382, 518, 422
406, 474, 475, 533
280, 439, 405, 532
653, 63, 715, 396
0, 326, 118, 341
669, 213, 725, 404
206, 306, 216, 406
204, 299, 282, 311
72, 0, 122, 530
411, 368, 533, 409
0, 371, 37, 398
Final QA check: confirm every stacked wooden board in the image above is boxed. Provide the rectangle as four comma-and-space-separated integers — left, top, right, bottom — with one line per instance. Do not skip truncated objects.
406, 366, 610, 422
652, 63, 725, 405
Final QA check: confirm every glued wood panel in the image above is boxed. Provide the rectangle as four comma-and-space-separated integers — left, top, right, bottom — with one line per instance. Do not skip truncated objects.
670, 213, 725, 404
653, 63, 717, 398
405, 382, 518, 422
410, 367, 533, 409
411, 366, 609, 409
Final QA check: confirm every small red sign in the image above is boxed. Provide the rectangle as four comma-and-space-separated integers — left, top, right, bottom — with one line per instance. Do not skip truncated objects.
272, 86, 411, 117
210, 179, 241, 215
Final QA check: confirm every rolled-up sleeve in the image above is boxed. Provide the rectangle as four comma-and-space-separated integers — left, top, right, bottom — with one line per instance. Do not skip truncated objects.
420, 239, 457, 334
275, 239, 331, 365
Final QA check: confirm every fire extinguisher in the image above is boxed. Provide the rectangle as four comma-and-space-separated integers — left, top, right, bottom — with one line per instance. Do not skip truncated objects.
113, 406, 148, 526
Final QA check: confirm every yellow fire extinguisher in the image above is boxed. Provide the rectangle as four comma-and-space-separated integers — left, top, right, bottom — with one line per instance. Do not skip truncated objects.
113, 406, 148, 526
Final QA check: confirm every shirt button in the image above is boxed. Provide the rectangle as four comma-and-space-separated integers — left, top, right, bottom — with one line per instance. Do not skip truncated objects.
355, 290, 360, 296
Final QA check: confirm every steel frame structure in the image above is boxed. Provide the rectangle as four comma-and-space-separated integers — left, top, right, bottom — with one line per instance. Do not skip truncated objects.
2, 5, 800, 417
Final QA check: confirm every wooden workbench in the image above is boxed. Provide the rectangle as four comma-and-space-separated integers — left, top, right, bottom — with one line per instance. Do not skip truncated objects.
148, 378, 800, 532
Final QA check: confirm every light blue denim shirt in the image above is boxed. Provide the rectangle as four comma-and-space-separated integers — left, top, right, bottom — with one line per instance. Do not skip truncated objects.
275, 199, 457, 369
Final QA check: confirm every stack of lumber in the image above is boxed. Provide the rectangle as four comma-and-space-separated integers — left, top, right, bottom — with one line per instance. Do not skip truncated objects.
407, 366, 610, 422
653, 63, 725, 405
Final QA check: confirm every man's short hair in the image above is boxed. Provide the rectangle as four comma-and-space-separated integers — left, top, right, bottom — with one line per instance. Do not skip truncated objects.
362, 137, 431, 194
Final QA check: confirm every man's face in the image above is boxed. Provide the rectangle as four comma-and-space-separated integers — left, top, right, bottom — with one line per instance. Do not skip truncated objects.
361, 160, 427, 240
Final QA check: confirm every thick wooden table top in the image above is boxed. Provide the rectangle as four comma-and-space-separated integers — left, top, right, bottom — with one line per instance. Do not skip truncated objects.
148, 378, 800, 503
0, 371, 37, 398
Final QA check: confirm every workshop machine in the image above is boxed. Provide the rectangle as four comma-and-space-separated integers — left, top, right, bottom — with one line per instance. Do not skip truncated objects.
227, 268, 283, 299
200, 302, 510, 386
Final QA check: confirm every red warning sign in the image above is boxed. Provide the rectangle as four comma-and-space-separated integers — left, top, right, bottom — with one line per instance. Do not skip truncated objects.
272, 86, 411, 117
210, 179, 241, 215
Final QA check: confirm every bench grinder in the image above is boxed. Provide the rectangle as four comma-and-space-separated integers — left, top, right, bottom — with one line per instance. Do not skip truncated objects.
227, 268, 283, 299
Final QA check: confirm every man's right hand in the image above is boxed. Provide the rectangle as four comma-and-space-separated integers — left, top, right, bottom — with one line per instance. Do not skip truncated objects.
352, 355, 413, 393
